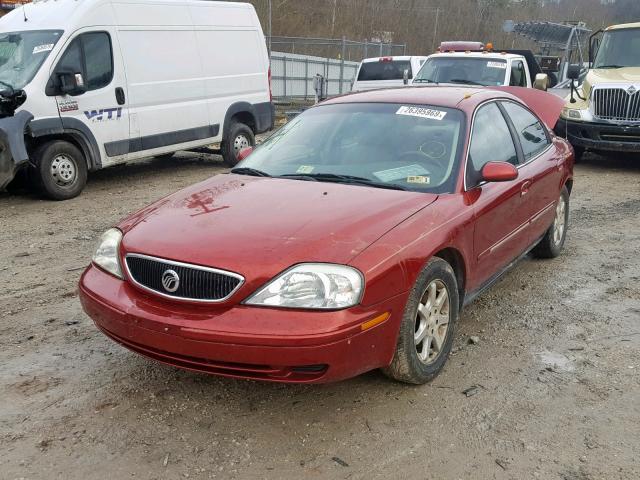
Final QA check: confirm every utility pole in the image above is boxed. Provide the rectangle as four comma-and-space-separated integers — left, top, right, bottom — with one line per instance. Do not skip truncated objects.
268, 0, 273, 56
431, 7, 440, 51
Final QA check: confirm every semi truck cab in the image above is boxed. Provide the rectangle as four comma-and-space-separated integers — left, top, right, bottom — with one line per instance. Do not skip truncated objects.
557, 22, 640, 160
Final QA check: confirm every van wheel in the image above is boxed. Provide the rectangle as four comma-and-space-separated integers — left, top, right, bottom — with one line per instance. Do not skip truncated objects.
34, 140, 87, 200
221, 121, 254, 167
382, 257, 459, 384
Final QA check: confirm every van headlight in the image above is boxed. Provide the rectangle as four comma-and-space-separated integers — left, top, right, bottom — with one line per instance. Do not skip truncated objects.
92, 228, 123, 279
245, 263, 363, 309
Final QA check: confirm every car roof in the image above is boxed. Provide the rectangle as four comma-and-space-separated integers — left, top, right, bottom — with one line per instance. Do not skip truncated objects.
320, 86, 519, 113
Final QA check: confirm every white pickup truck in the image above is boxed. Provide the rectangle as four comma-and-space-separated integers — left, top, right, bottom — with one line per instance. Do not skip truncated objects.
412, 42, 549, 90
351, 56, 428, 92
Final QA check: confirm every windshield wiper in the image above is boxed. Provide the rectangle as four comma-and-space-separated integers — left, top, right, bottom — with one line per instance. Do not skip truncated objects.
413, 78, 438, 84
595, 64, 625, 69
448, 78, 484, 86
279, 173, 408, 191
0, 80, 14, 94
230, 167, 271, 177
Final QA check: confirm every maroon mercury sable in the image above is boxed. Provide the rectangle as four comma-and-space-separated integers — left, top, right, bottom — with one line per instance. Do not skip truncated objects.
80, 86, 573, 384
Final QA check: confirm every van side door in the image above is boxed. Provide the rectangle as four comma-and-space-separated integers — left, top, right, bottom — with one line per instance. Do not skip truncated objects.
48, 28, 130, 168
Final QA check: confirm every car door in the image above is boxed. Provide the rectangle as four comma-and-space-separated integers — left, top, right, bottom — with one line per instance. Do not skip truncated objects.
50, 29, 130, 167
508, 59, 527, 87
500, 100, 560, 244
467, 102, 531, 285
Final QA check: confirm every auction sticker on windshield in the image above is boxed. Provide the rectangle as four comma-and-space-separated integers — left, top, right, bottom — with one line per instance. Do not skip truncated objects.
396, 106, 447, 121
33, 44, 54, 54
374, 164, 430, 182
487, 61, 507, 69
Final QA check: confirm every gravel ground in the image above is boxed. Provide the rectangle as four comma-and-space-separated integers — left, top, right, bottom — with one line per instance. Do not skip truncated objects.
1, 151, 639, 480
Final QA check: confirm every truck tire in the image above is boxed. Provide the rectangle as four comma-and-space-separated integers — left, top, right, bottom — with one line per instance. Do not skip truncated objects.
34, 140, 88, 200
221, 121, 254, 167
573, 146, 585, 163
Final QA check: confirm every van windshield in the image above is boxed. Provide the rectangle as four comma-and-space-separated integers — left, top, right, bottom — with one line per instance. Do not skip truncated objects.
0, 30, 63, 91
414, 57, 507, 86
594, 28, 640, 68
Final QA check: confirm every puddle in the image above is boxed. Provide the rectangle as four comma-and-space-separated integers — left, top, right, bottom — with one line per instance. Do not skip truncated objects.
535, 351, 575, 372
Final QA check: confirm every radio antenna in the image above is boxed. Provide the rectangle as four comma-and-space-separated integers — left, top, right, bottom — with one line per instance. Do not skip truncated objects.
22, 1, 28, 22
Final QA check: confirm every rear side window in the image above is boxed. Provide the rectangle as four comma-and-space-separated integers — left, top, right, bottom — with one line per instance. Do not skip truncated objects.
467, 102, 517, 187
501, 102, 550, 161
509, 60, 527, 87
357, 60, 411, 81
54, 32, 113, 92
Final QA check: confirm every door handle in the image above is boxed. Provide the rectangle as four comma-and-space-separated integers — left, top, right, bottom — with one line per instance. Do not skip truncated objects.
520, 180, 532, 197
115, 87, 125, 105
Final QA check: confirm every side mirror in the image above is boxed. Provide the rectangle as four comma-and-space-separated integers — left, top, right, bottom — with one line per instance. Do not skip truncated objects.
236, 146, 253, 162
403, 69, 409, 85
481, 161, 518, 183
533, 73, 548, 91
566, 65, 581, 81
57, 71, 87, 96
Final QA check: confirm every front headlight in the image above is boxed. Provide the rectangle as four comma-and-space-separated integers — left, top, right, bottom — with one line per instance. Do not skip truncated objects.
245, 263, 363, 309
92, 228, 123, 279
561, 106, 584, 120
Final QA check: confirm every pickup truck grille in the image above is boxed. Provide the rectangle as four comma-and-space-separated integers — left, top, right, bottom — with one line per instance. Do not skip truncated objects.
125, 254, 243, 302
591, 86, 640, 122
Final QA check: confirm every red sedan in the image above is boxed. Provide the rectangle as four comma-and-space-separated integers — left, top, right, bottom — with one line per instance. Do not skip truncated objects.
79, 87, 573, 384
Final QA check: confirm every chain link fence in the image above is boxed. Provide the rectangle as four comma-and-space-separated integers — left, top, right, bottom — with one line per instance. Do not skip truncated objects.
268, 36, 407, 101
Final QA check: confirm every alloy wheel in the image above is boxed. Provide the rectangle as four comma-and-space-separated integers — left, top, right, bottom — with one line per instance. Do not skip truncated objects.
414, 279, 450, 365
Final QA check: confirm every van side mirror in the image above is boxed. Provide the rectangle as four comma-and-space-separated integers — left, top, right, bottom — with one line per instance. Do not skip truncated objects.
533, 73, 548, 91
57, 71, 87, 96
481, 161, 518, 183
403, 69, 409, 85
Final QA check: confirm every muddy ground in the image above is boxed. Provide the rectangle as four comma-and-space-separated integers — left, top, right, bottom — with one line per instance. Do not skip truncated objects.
1, 151, 638, 480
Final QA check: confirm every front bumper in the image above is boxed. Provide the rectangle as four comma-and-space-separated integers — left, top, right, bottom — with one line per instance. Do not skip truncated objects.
556, 117, 640, 153
0, 110, 34, 190
79, 265, 407, 383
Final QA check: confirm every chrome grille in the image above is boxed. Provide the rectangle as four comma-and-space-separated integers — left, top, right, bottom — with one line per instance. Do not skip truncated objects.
125, 254, 243, 302
592, 87, 640, 122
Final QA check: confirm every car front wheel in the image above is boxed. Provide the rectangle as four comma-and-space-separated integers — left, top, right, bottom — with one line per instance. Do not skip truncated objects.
33, 140, 88, 200
383, 257, 459, 384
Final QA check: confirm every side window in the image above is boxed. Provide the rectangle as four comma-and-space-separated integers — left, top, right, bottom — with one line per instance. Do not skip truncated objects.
509, 60, 526, 87
53, 32, 113, 92
467, 102, 517, 187
83, 32, 113, 90
501, 102, 550, 161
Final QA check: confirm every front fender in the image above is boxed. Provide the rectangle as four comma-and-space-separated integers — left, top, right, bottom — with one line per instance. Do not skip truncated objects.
0, 110, 33, 190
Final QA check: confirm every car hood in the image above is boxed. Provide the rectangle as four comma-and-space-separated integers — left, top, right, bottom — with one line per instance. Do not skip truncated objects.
119, 174, 438, 282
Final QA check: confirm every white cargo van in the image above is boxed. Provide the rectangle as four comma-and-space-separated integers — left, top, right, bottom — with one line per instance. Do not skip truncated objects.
0, 0, 273, 199
351, 56, 427, 92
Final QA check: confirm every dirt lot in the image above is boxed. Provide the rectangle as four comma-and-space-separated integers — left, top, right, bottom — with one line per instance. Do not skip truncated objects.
1, 151, 639, 480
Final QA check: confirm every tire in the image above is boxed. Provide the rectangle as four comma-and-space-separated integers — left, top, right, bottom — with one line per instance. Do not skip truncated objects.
573, 146, 585, 163
33, 140, 88, 200
531, 186, 569, 259
221, 121, 254, 167
383, 257, 459, 384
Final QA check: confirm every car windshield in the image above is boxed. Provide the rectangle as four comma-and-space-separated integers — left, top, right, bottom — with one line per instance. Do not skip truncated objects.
0, 30, 63, 91
414, 57, 507, 86
357, 60, 412, 81
594, 28, 640, 68
234, 103, 465, 194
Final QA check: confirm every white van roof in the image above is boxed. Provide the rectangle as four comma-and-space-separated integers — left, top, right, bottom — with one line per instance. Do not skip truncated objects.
0, 0, 256, 31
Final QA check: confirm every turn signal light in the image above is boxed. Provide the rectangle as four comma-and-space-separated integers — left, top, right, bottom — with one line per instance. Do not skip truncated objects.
361, 312, 390, 331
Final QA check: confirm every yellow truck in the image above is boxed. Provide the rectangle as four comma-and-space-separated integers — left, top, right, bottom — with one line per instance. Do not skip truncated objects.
557, 22, 640, 161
